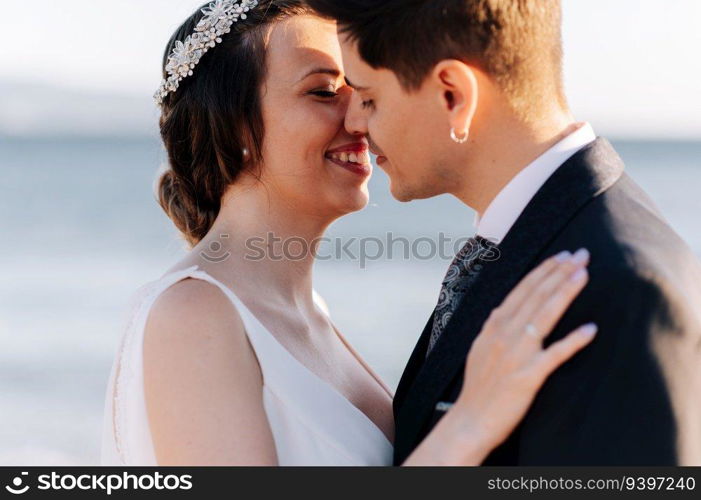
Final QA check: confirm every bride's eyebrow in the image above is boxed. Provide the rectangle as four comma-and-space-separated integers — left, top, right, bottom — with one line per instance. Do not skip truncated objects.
297, 67, 341, 83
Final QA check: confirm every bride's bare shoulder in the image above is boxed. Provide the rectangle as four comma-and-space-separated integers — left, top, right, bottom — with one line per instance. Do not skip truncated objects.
139, 278, 260, 414
142, 279, 254, 385
144, 277, 247, 349
142, 277, 276, 464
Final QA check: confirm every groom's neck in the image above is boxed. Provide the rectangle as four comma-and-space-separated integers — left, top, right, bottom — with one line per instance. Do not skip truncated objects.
453, 108, 578, 216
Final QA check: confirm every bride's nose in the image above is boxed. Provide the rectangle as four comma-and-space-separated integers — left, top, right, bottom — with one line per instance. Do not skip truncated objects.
337, 87, 352, 115
332, 88, 354, 130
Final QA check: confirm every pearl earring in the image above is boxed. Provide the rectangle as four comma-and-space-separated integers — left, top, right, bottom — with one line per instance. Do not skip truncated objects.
450, 127, 468, 144
242, 147, 250, 160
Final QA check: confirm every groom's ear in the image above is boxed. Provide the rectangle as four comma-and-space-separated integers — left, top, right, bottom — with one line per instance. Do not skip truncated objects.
431, 60, 479, 137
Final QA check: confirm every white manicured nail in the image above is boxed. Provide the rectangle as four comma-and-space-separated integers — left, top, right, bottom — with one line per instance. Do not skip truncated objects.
579, 323, 598, 337
554, 251, 571, 263
571, 248, 590, 265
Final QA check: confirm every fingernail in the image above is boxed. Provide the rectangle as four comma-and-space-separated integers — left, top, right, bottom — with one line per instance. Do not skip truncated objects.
570, 267, 588, 282
579, 323, 598, 337
570, 248, 590, 265
554, 250, 571, 263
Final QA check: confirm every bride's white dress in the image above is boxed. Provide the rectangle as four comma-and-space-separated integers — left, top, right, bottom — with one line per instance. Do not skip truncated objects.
101, 265, 394, 465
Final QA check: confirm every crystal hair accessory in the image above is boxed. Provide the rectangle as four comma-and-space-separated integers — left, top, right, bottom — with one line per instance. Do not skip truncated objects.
154, 0, 259, 105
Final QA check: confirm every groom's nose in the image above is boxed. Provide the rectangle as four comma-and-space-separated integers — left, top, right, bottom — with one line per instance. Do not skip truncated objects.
344, 93, 369, 137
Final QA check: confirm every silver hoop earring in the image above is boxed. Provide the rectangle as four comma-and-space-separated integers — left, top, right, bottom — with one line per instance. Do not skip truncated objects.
450, 127, 468, 144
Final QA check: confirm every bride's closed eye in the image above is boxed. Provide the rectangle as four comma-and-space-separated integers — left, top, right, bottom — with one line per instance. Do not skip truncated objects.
307, 86, 340, 100
311, 90, 338, 98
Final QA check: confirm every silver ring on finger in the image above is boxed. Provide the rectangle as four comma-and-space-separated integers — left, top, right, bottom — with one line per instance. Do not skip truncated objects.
524, 323, 540, 339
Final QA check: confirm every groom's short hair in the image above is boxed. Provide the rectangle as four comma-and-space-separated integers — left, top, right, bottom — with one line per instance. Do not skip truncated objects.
306, 0, 567, 118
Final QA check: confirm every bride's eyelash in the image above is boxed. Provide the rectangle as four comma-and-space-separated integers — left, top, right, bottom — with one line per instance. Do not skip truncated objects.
309, 89, 339, 99
361, 99, 375, 110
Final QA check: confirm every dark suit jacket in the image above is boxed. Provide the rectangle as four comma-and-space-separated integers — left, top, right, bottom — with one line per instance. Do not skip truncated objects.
393, 138, 701, 465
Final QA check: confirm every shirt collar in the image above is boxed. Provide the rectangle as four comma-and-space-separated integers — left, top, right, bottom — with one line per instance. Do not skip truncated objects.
475, 122, 596, 243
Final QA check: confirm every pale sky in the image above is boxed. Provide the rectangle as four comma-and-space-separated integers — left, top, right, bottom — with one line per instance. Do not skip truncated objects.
1, 0, 700, 138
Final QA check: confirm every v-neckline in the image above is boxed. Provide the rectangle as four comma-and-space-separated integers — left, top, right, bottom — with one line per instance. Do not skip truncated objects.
182, 265, 394, 447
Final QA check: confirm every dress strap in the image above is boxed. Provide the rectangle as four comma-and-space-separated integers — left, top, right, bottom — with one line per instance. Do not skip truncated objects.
111, 265, 288, 463
164, 266, 295, 389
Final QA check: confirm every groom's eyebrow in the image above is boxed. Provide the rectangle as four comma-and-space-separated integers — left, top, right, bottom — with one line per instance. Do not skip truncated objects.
344, 77, 369, 91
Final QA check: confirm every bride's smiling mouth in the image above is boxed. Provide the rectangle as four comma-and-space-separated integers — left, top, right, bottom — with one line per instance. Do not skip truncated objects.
325, 143, 372, 177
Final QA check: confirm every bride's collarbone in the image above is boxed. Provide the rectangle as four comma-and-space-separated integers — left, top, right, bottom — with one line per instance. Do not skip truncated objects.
198, 281, 393, 428
243, 298, 394, 438
247, 305, 361, 381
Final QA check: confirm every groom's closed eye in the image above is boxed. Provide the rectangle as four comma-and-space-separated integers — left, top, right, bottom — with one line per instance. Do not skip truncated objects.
345, 78, 375, 111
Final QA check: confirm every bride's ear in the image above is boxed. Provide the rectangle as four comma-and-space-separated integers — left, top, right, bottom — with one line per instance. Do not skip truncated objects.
431, 60, 478, 140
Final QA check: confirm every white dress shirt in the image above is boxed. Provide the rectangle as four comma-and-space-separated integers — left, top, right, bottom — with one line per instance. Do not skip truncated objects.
475, 122, 597, 244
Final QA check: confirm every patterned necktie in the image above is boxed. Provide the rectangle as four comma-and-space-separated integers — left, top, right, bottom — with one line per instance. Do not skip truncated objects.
426, 235, 490, 357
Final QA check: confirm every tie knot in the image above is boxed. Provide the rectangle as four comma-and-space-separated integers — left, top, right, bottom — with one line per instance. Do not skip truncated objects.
456, 234, 492, 266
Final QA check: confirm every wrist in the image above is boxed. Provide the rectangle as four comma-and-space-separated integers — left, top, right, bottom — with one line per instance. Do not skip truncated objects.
437, 409, 493, 465
401, 404, 497, 466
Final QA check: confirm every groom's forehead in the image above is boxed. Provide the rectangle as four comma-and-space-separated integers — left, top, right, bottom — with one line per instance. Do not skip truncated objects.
338, 32, 360, 59
340, 41, 402, 93
338, 35, 371, 82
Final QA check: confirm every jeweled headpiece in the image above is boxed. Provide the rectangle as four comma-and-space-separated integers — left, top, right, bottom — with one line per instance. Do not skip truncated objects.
154, 0, 259, 105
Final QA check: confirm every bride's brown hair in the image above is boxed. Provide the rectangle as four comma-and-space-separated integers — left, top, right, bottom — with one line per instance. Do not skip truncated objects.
157, 0, 311, 247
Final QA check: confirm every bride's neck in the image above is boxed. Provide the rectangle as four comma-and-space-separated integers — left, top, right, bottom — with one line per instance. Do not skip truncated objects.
194, 189, 333, 305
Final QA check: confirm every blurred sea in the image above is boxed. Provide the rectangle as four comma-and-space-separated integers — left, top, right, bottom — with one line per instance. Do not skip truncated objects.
1, 136, 700, 464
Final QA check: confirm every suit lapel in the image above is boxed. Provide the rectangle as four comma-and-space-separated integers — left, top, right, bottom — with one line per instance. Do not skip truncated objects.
395, 138, 626, 450
393, 311, 434, 416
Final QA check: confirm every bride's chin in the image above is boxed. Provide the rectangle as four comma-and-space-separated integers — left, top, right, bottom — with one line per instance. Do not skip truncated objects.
333, 188, 370, 215
350, 194, 370, 213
